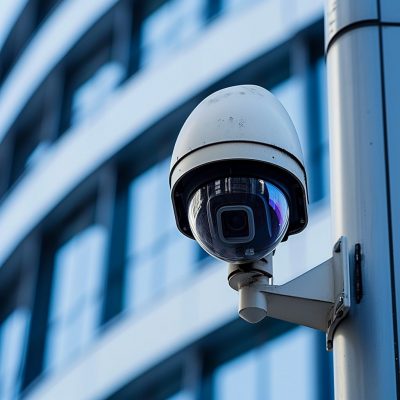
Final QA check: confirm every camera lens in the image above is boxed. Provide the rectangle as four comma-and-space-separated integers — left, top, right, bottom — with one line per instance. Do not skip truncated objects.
222, 210, 248, 235
217, 206, 255, 243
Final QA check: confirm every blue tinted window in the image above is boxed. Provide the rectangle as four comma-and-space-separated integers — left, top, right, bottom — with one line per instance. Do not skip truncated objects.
141, 0, 203, 67
214, 349, 259, 400
213, 328, 318, 400
45, 225, 107, 371
8, 114, 50, 192
71, 62, 124, 126
167, 391, 192, 400
316, 58, 330, 199
262, 328, 318, 399
221, 0, 262, 14
125, 158, 198, 312
0, 310, 29, 400
272, 77, 308, 157
271, 62, 329, 203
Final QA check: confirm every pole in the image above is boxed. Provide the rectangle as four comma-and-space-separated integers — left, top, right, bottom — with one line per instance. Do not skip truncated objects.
325, 1, 400, 399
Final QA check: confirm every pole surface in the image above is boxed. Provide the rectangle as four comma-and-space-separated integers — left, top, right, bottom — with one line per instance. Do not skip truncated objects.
325, 0, 400, 399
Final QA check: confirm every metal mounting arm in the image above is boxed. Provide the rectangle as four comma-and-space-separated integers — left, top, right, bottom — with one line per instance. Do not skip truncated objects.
228, 237, 351, 350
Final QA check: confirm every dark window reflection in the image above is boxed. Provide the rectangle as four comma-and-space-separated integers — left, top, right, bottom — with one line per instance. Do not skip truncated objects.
8, 108, 51, 191
60, 36, 125, 134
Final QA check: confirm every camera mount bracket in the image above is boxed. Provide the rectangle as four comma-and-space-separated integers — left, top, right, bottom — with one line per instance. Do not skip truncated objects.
228, 236, 351, 351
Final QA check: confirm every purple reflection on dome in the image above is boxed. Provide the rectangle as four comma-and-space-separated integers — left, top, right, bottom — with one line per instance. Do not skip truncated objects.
269, 198, 284, 226
265, 182, 287, 227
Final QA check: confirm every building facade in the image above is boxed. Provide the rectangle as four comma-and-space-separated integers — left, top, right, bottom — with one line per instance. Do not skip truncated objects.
0, 1, 333, 399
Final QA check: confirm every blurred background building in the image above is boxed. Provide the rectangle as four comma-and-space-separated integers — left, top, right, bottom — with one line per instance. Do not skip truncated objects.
0, 0, 333, 399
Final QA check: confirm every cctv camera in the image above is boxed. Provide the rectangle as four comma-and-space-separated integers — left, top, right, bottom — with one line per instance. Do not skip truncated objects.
169, 86, 351, 335
169, 85, 308, 263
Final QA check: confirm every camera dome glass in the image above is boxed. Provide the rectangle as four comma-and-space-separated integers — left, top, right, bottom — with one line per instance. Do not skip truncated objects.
188, 177, 289, 263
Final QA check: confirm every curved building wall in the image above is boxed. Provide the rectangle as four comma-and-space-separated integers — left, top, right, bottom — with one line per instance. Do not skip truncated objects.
0, 1, 332, 399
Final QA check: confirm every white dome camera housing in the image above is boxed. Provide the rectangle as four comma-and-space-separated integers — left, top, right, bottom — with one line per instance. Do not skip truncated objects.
169, 85, 308, 263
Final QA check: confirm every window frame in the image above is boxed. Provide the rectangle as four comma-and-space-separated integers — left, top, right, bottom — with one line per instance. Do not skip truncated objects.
21, 189, 111, 387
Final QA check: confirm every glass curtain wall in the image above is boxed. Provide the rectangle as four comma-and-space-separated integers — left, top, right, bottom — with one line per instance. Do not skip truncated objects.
45, 225, 107, 371
7, 106, 51, 192
213, 327, 318, 400
124, 158, 198, 312
220, 0, 262, 14
315, 58, 329, 199
140, 0, 203, 67
167, 391, 192, 400
61, 30, 125, 134
271, 58, 329, 203
0, 310, 30, 400
70, 61, 125, 126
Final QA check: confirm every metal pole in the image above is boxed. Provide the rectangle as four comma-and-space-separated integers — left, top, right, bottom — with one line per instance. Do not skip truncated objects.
325, 1, 400, 399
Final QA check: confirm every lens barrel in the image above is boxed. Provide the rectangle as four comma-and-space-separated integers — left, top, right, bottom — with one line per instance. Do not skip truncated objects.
217, 205, 254, 243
